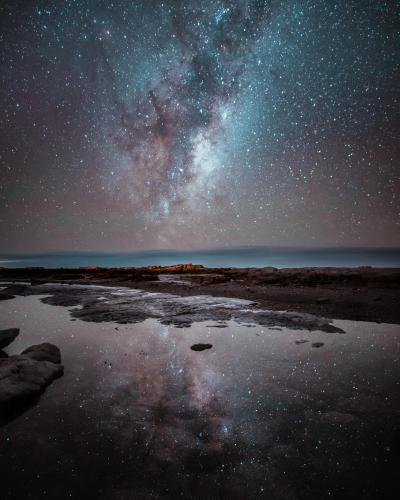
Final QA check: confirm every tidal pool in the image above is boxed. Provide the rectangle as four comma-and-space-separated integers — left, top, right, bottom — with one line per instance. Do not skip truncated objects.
0, 294, 399, 499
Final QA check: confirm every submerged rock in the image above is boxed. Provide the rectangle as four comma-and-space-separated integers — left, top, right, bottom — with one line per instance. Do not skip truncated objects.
0, 328, 20, 349
191, 343, 213, 351
312, 342, 324, 348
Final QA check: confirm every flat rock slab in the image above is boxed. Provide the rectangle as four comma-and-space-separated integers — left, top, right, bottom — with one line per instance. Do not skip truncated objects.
0, 328, 20, 349
191, 343, 213, 351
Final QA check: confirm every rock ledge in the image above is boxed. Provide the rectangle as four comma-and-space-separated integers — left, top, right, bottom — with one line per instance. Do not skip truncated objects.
0, 336, 63, 417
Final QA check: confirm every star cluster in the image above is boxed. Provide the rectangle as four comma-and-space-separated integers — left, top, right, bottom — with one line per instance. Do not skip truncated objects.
0, 0, 399, 251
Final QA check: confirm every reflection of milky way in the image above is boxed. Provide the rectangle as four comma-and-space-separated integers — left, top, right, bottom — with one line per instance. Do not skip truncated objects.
1, 0, 399, 250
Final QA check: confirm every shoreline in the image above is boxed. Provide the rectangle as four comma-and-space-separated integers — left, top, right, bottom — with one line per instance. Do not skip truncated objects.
1, 265, 400, 324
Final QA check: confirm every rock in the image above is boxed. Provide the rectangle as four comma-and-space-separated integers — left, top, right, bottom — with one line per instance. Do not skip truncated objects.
0, 343, 63, 409
312, 342, 324, 348
0, 293, 15, 301
0, 328, 20, 349
21, 343, 61, 364
238, 310, 344, 333
1, 282, 344, 332
0, 356, 63, 406
191, 343, 213, 351
247, 267, 280, 284
30, 278, 47, 285
147, 263, 205, 272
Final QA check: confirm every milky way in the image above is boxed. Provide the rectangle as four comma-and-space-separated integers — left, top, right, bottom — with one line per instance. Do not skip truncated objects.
0, 1, 399, 251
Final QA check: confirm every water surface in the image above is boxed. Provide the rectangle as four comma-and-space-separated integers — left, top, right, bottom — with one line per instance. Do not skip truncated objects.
0, 295, 399, 499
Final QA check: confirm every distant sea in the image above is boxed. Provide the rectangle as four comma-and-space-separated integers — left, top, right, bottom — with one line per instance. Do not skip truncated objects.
0, 247, 399, 269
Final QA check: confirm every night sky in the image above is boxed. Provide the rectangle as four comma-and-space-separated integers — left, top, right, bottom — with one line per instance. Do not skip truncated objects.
0, 0, 399, 252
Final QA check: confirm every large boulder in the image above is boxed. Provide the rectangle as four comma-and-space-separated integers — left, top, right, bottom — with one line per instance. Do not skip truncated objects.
0, 328, 20, 349
0, 343, 63, 408
0, 356, 63, 405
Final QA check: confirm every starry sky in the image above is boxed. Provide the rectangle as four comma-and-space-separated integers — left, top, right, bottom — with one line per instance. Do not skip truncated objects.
0, 0, 399, 252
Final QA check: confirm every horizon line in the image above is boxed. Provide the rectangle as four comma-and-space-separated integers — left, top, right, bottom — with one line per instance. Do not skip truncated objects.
1, 245, 400, 257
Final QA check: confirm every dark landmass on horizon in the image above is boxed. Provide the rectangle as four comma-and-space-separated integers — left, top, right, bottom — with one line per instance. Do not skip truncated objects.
1, 265, 399, 324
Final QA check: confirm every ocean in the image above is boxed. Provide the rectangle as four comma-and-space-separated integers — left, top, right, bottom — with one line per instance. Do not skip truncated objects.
0, 247, 399, 269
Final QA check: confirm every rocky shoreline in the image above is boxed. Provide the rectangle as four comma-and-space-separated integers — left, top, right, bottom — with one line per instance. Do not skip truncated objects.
0, 281, 346, 333
1, 264, 399, 323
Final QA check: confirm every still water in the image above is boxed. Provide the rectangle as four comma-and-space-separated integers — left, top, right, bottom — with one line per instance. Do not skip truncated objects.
0, 295, 399, 499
